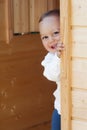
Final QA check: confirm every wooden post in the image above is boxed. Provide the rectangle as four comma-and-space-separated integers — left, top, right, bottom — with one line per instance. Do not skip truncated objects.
6, 0, 13, 43
0, 0, 13, 43
60, 0, 72, 130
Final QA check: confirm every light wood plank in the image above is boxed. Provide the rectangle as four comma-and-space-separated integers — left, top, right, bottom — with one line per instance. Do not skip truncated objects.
60, 0, 72, 130
72, 27, 87, 43
72, 107, 87, 121
72, 90, 87, 109
72, 120, 87, 130
71, 28, 87, 57
72, 89, 87, 120
71, 0, 87, 26
72, 59, 87, 89
72, 44, 87, 58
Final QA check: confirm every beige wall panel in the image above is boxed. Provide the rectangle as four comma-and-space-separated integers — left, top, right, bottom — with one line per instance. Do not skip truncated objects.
72, 120, 87, 130
47, 0, 59, 10
72, 28, 87, 43
71, 0, 87, 26
29, 0, 48, 32
72, 90, 87, 120
72, 59, 87, 89
13, 0, 29, 33
72, 43, 87, 58
71, 28, 87, 58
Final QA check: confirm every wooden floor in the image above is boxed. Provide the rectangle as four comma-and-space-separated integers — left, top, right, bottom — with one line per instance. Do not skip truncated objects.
24, 121, 51, 130
0, 34, 55, 130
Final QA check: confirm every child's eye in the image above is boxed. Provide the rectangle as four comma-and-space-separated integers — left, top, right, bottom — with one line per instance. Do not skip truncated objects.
54, 31, 60, 35
42, 36, 48, 40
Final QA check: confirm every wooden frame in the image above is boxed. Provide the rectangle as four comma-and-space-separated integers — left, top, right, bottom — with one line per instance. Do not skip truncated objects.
5, 0, 13, 43
0, 0, 13, 43
60, 0, 72, 130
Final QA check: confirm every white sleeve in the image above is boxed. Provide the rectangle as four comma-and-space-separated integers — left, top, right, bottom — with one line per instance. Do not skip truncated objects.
41, 53, 61, 82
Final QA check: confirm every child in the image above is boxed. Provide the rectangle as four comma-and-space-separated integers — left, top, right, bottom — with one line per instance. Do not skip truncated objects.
39, 9, 64, 130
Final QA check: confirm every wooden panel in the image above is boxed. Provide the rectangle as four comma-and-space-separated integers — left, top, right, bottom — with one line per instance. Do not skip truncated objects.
0, 0, 7, 42
72, 44, 87, 58
72, 27, 87, 43
0, 0, 13, 43
13, 0, 29, 33
71, 28, 87, 58
60, 0, 72, 130
29, 0, 48, 32
71, 1, 87, 129
71, 0, 87, 26
72, 120, 87, 130
47, 0, 59, 10
7, 0, 14, 42
72, 59, 87, 89
72, 89, 87, 120
0, 35, 55, 130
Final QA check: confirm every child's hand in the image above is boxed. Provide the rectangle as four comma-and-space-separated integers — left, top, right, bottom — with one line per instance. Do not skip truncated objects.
57, 42, 64, 58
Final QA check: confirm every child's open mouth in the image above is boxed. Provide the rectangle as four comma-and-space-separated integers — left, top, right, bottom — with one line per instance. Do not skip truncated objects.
51, 44, 57, 49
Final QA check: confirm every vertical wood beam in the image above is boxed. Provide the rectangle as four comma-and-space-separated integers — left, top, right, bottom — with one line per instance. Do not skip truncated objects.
6, 0, 13, 43
60, 0, 72, 130
0, 0, 13, 43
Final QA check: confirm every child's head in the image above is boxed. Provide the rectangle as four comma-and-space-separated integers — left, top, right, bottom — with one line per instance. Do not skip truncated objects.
39, 9, 60, 53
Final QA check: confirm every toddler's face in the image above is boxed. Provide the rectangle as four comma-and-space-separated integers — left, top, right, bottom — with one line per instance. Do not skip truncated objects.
39, 16, 60, 53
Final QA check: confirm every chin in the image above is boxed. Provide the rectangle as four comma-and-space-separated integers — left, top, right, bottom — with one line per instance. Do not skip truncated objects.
49, 50, 56, 53
48, 48, 56, 53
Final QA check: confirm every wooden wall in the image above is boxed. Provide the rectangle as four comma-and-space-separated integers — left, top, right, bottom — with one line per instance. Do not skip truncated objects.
71, 0, 87, 129
60, 0, 87, 130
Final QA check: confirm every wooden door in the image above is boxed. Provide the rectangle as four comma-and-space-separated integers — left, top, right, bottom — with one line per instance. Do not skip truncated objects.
60, 0, 72, 130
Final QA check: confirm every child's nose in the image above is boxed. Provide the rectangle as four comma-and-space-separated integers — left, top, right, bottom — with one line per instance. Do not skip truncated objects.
49, 36, 54, 43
